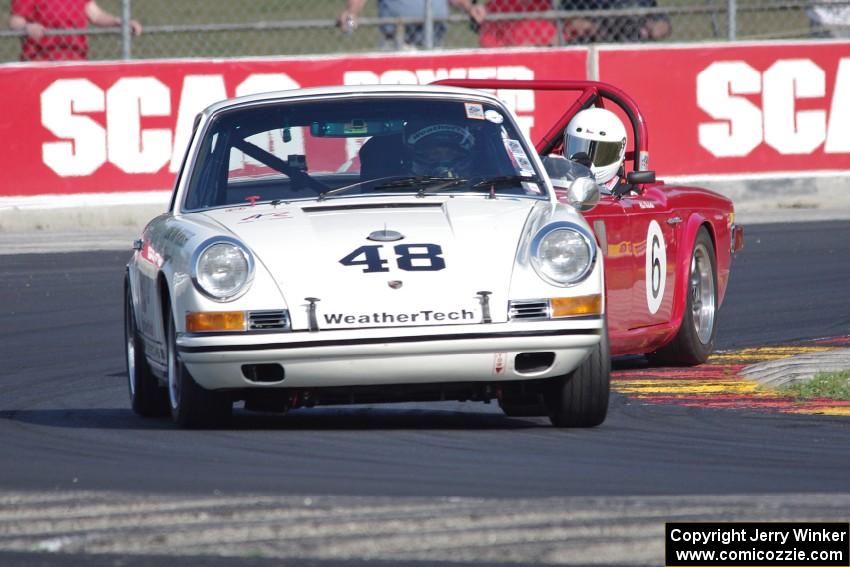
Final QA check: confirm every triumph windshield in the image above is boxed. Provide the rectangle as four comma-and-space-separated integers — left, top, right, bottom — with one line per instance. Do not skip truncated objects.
183, 96, 546, 211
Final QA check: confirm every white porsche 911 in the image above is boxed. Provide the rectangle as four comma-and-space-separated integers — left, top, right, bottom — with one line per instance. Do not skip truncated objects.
124, 84, 609, 428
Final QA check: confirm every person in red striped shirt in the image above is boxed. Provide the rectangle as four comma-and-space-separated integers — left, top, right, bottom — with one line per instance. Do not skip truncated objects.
8, 0, 141, 61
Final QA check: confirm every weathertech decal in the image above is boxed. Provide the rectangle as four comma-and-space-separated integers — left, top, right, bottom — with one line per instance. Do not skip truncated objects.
324, 309, 475, 326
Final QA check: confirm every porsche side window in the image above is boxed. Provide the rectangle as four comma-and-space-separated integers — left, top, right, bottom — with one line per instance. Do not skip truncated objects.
339, 244, 446, 273
228, 129, 306, 181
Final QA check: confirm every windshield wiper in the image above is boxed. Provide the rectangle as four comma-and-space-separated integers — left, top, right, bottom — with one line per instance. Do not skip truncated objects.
318, 175, 531, 202
471, 175, 541, 190
317, 178, 377, 201
316, 175, 465, 201
381, 174, 541, 198
374, 176, 469, 196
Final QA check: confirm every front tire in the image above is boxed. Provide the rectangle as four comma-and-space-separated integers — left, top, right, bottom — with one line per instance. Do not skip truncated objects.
124, 278, 168, 417
649, 227, 717, 366
165, 302, 232, 428
544, 325, 610, 428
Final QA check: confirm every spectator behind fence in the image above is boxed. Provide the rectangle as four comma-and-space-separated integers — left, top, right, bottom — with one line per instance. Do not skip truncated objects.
9, 0, 141, 61
478, 0, 557, 47
808, 1, 850, 38
562, 0, 670, 43
339, 0, 485, 49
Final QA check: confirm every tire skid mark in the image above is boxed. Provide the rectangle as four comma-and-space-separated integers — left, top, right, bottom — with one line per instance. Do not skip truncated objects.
2, 492, 849, 564
0, 498, 489, 537
0, 493, 679, 563
612, 336, 850, 416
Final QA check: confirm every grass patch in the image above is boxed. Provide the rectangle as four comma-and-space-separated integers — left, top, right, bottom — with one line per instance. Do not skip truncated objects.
779, 370, 850, 401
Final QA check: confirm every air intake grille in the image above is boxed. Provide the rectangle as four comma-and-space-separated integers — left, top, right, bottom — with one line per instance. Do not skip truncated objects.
248, 310, 289, 330
509, 300, 550, 321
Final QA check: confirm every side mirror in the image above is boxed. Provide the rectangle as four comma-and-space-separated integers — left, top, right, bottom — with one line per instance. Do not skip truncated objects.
541, 154, 593, 181
627, 170, 656, 185
565, 177, 600, 212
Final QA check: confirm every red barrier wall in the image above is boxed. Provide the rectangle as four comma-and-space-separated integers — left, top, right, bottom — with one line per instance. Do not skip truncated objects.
1, 42, 848, 198
597, 41, 850, 177
0, 49, 588, 197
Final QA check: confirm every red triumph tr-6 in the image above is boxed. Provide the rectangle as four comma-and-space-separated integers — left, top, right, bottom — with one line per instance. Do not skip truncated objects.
436, 79, 744, 366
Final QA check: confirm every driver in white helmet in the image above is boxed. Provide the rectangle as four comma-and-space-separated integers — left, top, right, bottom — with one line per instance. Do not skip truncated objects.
563, 107, 627, 191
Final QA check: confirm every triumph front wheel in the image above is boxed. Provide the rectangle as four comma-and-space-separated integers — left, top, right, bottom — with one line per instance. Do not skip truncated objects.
650, 227, 718, 366
124, 278, 168, 417
165, 302, 232, 428
545, 324, 610, 428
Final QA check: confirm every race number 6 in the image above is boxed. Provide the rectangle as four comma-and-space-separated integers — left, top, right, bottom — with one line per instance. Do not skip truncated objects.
645, 220, 666, 314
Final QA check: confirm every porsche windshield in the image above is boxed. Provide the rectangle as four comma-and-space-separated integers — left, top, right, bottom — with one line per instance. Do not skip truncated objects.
183, 96, 546, 211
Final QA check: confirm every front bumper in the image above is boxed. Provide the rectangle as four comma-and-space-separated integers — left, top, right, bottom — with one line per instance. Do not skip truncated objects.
177, 319, 603, 389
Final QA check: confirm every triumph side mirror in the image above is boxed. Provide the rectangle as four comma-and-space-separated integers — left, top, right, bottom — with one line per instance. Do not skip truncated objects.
627, 170, 656, 185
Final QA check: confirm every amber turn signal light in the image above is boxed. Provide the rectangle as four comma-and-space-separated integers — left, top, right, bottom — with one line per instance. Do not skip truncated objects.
550, 295, 602, 318
186, 311, 246, 332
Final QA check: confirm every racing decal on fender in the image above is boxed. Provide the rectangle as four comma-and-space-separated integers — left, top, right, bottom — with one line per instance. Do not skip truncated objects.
239, 211, 292, 223
140, 240, 164, 268
645, 220, 666, 315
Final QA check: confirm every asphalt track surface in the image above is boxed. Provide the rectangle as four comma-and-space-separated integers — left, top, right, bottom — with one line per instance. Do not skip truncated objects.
1, 220, 850, 565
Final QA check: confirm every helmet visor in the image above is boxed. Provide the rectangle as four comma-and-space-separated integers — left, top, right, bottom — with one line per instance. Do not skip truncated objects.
565, 137, 624, 168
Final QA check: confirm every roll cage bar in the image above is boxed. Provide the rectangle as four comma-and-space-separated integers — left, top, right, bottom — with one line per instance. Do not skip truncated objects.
432, 79, 652, 179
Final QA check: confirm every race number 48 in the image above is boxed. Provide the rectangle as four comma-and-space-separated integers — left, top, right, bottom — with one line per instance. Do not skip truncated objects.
340, 244, 446, 273
645, 220, 666, 314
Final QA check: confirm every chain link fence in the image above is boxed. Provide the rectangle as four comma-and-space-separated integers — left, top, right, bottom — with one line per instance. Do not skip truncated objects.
1, 1, 848, 63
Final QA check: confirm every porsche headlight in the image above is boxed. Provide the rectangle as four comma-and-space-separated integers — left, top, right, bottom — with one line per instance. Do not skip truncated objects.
530, 223, 596, 286
192, 238, 253, 301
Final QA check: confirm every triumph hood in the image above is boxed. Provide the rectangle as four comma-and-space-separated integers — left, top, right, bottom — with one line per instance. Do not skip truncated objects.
201, 197, 539, 331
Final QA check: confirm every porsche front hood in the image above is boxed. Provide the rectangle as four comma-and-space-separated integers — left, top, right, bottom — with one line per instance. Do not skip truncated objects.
201, 197, 538, 330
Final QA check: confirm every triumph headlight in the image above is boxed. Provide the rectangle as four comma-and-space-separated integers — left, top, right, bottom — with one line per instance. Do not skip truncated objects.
530, 223, 596, 286
192, 238, 254, 301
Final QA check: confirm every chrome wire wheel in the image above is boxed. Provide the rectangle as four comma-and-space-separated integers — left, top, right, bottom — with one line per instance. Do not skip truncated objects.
167, 317, 181, 411
690, 242, 716, 344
